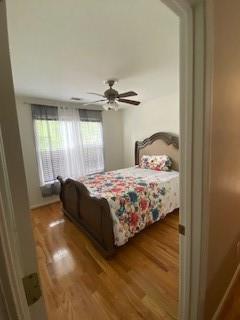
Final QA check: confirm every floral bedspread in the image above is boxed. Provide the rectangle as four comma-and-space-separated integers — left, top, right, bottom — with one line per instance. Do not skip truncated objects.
79, 167, 179, 246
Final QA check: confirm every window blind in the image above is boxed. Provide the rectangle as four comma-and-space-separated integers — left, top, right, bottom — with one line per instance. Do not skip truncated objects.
79, 109, 104, 174
79, 109, 102, 122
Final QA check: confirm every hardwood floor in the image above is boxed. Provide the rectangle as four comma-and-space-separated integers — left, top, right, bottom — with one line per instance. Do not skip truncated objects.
31, 202, 179, 320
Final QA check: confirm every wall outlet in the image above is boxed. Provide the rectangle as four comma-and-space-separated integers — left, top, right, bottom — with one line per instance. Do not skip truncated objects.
236, 241, 240, 261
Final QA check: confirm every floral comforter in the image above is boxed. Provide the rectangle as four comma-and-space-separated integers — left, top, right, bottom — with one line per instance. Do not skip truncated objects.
79, 167, 179, 247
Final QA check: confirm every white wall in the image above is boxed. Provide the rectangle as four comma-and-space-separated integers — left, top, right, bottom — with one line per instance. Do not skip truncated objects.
16, 97, 124, 208
122, 94, 179, 167
102, 110, 124, 171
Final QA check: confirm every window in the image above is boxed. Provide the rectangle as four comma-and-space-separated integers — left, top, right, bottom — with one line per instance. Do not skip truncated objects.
79, 109, 104, 175
32, 105, 104, 194
34, 119, 66, 183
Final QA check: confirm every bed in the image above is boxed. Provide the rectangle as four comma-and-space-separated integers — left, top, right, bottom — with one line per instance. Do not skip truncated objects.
58, 132, 179, 257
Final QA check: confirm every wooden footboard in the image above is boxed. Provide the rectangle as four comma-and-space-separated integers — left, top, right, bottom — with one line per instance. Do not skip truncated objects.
57, 176, 115, 257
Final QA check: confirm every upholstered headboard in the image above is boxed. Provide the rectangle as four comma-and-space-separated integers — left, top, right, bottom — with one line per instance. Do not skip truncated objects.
135, 132, 179, 171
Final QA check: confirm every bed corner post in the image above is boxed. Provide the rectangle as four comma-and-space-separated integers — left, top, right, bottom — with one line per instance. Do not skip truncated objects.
57, 176, 63, 183
57, 176, 64, 202
135, 140, 139, 165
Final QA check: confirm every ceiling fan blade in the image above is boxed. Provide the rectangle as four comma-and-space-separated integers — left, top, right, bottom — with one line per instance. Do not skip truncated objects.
87, 92, 105, 98
118, 98, 140, 106
118, 91, 138, 98
82, 99, 106, 106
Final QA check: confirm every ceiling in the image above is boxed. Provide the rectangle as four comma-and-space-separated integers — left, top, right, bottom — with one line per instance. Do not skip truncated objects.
6, 0, 179, 106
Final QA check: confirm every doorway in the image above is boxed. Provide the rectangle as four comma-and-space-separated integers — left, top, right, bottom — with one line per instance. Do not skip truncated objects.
0, 0, 205, 319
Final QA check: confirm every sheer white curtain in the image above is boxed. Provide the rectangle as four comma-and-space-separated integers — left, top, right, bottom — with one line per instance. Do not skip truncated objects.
58, 106, 86, 179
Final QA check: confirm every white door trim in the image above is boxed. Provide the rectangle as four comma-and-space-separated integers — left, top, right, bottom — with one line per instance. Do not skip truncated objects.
0, 125, 31, 320
198, 0, 215, 317
161, 1, 205, 319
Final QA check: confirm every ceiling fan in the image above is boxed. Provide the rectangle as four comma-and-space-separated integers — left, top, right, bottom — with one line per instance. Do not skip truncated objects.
82, 79, 141, 111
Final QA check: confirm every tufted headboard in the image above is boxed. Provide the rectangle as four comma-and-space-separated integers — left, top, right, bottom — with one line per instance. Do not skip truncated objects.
135, 132, 179, 171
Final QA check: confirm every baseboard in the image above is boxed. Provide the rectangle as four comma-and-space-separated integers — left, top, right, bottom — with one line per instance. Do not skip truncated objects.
212, 263, 240, 320
30, 199, 60, 210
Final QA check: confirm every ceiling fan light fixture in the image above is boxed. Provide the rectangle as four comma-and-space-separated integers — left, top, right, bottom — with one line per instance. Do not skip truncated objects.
85, 80, 140, 109
103, 101, 119, 111
102, 103, 110, 111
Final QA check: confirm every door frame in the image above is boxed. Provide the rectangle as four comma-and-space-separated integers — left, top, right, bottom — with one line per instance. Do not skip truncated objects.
0, 0, 47, 319
1, 0, 206, 319
0, 125, 31, 320
161, 0, 205, 319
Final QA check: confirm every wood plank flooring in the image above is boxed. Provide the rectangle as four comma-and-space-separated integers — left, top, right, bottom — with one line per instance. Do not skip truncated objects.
31, 202, 179, 320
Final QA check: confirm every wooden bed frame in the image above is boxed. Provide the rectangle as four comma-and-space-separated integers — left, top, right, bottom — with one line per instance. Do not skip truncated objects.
58, 132, 179, 257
